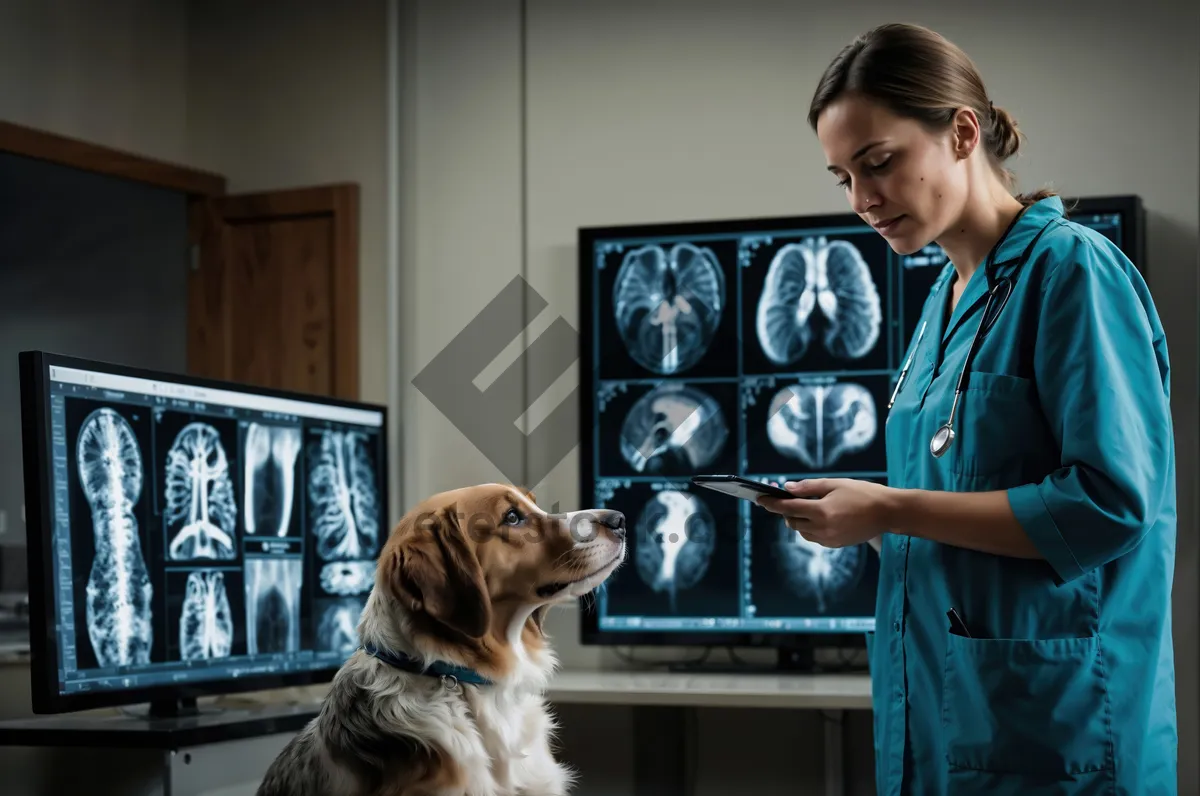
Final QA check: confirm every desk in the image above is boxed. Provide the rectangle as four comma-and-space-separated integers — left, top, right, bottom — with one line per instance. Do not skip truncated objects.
0, 668, 872, 796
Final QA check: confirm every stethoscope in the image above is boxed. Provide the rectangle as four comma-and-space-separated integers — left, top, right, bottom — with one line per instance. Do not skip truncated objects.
887, 209, 1055, 459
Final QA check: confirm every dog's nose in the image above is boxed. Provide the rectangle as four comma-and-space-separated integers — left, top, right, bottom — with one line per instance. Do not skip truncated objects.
598, 510, 626, 538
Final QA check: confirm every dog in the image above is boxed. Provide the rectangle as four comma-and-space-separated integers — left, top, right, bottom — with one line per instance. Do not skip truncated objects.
255, 483, 627, 796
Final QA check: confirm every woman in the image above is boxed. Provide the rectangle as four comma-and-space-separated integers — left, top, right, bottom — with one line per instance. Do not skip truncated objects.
757, 23, 1177, 795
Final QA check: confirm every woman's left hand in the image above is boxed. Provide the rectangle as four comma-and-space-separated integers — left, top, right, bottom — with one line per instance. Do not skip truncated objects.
757, 478, 897, 548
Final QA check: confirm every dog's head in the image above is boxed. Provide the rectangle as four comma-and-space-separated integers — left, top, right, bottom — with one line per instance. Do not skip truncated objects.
366, 483, 625, 682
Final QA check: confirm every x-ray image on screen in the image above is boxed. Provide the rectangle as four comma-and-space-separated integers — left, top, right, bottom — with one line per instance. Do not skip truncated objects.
741, 374, 889, 475
306, 427, 381, 562
166, 569, 244, 662
243, 422, 302, 538
595, 238, 739, 381
747, 505, 879, 619
595, 381, 739, 477
592, 481, 740, 619
65, 399, 163, 670
245, 556, 303, 655
315, 596, 366, 654
155, 411, 240, 562
319, 560, 375, 597
741, 230, 891, 374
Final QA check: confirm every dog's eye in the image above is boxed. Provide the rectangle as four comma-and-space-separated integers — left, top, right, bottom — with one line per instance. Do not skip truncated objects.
502, 508, 523, 526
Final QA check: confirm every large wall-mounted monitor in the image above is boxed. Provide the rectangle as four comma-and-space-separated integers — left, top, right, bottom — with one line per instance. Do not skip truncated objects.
19, 351, 388, 715
575, 194, 1144, 669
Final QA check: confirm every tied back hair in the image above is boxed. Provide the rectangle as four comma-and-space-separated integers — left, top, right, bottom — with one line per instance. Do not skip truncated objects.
808, 22, 1057, 207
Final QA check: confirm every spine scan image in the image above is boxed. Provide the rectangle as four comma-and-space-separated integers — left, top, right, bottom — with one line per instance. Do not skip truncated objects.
179, 570, 234, 660
755, 236, 882, 365
765, 382, 877, 469
245, 557, 302, 655
612, 242, 725, 374
619, 383, 729, 473
164, 422, 238, 560
633, 491, 716, 613
307, 429, 380, 561
244, 423, 302, 537
772, 520, 867, 612
77, 407, 154, 667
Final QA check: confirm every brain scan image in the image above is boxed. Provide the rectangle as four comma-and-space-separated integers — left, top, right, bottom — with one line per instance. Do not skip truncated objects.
633, 490, 716, 613
307, 429, 380, 562
163, 421, 239, 561
76, 406, 154, 668
244, 423, 302, 538
612, 242, 726, 374
245, 557, 302, 655
317, 596, 366, 654
772, 520, 867, 612
618, 383, 729, 473
765, 381, 877, 470
755, 236, 882, 366
179, 570, 234, 661
319, 560, 375, 596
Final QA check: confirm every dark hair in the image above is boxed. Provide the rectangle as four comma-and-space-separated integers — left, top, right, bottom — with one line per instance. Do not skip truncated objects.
808, 23, 1055, 206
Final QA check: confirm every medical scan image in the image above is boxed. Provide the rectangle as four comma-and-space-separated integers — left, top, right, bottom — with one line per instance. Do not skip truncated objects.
163, 420, 239, 561
307, 428, 381, 562
765, 381, 877, 470
178, 570, 234, 661
243, 422, 302, 538
316, 596, 366, 654
771, 520, 868, 613
755, 236, 882, 366
245, 556, 303, 655
319, 560, 375, 597
611, 242, 726, 375
633, 490, 717, 614
618, 383, 729, 473
75, 406, 155, 668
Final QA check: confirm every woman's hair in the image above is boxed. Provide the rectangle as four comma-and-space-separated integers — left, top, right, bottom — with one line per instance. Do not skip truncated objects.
808, 23, 1055, 205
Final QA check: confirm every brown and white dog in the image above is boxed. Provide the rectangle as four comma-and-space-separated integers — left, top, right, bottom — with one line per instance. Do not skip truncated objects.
255, 483, 627, 796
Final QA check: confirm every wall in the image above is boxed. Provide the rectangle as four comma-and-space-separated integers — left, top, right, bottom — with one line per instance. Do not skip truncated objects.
396, 0, 1200, 793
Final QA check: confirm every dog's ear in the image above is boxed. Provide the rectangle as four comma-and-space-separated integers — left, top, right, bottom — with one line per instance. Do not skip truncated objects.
388, 505, 491, 639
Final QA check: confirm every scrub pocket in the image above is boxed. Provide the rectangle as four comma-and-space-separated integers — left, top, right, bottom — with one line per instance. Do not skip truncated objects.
940, 631, 1114, 777
952, 372, 1047, 484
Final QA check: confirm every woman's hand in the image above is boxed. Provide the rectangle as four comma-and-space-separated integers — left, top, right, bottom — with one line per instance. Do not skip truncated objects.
756, 478, 897, 548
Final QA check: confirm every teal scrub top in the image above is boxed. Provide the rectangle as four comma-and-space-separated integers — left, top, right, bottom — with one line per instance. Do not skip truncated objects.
872, 196, 1177, 795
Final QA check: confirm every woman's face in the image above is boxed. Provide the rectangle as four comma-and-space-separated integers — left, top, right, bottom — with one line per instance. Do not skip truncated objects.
816, 95, 969, 255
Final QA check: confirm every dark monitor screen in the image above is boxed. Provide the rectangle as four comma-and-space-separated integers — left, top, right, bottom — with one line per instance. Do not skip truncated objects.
19, 351, 388, 713
576, 195, 1144, 648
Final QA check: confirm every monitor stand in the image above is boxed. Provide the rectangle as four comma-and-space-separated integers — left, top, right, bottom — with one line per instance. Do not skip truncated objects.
665, 645, 822, 675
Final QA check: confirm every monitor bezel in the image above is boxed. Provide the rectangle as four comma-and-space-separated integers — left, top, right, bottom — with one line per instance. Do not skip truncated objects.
18, 349, 390, 714
575, 194, 1145, 650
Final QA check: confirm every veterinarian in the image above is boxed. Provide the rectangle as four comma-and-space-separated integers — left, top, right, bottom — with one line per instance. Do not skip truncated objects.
757, 23, 1177, 796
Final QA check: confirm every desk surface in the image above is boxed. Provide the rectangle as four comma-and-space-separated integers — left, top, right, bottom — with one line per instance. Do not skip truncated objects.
0, 668, 872, 748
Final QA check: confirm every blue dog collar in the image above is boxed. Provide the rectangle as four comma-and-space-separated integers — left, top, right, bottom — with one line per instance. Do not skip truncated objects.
359, 642, 493, 687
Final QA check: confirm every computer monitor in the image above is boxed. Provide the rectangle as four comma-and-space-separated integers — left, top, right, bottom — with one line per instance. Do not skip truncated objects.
18, 351, 388, 715
575, 194, 1145, 670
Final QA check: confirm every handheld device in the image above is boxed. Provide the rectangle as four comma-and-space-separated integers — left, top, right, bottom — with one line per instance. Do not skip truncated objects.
690, 474, 794, 502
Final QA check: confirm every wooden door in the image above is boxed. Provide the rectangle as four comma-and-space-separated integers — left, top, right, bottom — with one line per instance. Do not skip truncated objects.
186, 183, 360, 400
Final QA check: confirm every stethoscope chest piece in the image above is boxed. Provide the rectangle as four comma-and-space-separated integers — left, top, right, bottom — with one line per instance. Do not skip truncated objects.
930, 423, 954, 458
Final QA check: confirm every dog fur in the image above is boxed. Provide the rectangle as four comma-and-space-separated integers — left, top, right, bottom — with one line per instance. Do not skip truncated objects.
255, 483, 627, 796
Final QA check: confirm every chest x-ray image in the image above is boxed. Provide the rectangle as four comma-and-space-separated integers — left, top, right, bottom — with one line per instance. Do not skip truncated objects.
158, 413, 240, 561
243, 422, 302, 538
306, 427, 381, 562
245, 556, 303, 655
72, 403, 155, 669
611, 242, 726, 375
756, 236, 882, 364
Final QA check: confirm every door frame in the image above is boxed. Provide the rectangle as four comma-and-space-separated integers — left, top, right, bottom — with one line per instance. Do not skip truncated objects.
187, 184, 361, 399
